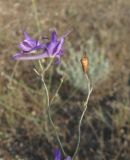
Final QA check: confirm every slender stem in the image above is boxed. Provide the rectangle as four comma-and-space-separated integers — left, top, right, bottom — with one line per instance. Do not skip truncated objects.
37, 59, 66, 156
85, 74, 91, 95
50, 77, 64, 106
72, 73, 93, 160
42, 57, 55, 74
41, 74, 66, 156
38, 60, 44, 71
33, 68, 40, 76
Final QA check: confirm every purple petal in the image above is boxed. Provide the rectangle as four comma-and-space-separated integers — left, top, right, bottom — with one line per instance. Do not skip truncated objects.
54, 38, 64, 55
45, 41, 58, 56
19, 43, 43, 54
19, 42, 32, 52
24, 32, 40, 48
33, 44, 44, 50
18, 32, 40, 52
51, 31, 57, 42
53, 149, 61, 160
12, 52, 49, 61
35, 40, 41, 47
24, 32, 32, 40
64, 156, 71, 160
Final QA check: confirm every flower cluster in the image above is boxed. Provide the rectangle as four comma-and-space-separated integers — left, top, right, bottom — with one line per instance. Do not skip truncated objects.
53, 149, 71, 160
12, 30, 70, 64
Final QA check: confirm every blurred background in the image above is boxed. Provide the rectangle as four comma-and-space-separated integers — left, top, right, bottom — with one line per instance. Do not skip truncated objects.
0, 0, 130, 159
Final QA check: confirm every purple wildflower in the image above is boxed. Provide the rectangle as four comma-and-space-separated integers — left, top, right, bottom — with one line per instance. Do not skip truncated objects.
12, 32, 43, 60
53, 149, 71, 160
12, 30, 71, 64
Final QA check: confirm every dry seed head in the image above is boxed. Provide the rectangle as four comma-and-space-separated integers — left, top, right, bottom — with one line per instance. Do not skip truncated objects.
81, 55, 89, 73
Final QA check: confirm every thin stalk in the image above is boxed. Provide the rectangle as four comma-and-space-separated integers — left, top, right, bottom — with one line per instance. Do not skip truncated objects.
41, 74, 67, 156
50, 77, 64, 106
42, 57, 55, 74
72, 73, 93, 160
37, 59, 66, 156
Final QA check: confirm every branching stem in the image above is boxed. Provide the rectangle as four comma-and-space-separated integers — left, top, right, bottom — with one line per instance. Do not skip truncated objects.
38, 60, 66, 156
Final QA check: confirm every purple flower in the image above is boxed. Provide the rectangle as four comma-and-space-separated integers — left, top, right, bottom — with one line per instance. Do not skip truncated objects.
12, 32, 43, 60
12, 30, 71, 64
53, 149, 71, 160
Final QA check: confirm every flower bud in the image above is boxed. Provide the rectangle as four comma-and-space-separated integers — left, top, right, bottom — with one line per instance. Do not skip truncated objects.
81, 55, 89, 73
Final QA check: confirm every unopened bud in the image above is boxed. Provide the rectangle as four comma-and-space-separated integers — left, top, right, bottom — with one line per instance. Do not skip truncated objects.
81, 55, 89, 73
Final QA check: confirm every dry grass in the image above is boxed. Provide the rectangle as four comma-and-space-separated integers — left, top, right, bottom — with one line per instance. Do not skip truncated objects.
0, 0, 130, 159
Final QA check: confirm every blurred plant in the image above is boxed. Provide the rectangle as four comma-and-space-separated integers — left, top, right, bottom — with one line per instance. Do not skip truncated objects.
57, 37, 110, 92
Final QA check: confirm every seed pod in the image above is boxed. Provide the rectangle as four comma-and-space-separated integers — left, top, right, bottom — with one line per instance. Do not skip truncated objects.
81, 55, 89, 73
